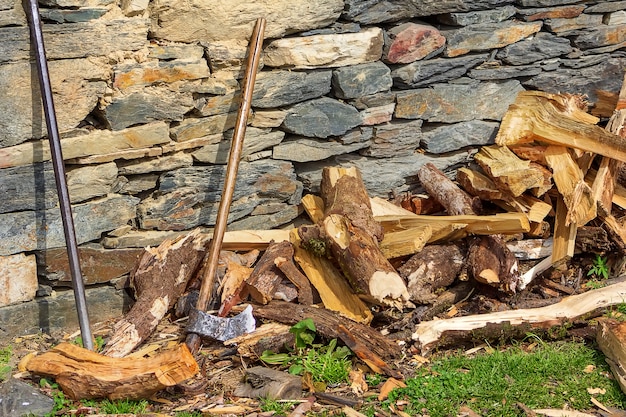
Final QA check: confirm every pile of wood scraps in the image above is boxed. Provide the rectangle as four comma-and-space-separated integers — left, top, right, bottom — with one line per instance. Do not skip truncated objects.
20, 80, 626, 402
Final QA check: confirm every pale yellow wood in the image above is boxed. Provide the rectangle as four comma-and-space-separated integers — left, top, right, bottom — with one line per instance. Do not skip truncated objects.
379, 226, 432, 259
301, 194, 325, 223
370, 196, 418, 217
289, 229, 373, 324
551, 196, 576, 265
220, 229, 291, 250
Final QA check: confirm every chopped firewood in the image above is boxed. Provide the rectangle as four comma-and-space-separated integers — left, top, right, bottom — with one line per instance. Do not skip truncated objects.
246, 240, 292, 304
551, 196, 576, 265
601, 214, 626, 254
379, 226, 432, 259
496, 91, 626, 163
417, 163, 481, 215
506, 238, 552, 260
290, 229, 373, 324
370, 196, 418, 217
378, 212, 530, 240
397, 244, 465, 304
395, 192, 444, 215
591, 158, 621, 216
220, 229, 291, 251
103, 229, 208, 358
24, 342, 198, 400
224, 322, 294, 358
457, 167, 509, 202
539, 277, 575, 295
274, 255, 314, 305
544, 145, 596, 225
527, 220, 551, 239
312, 166, 410, 307
474, 145, 552, 197
510, 144, 548, 165
592, 89, 619, 118
301, 193, 325, 222
467, 235, 520, 293
576, 226, 612, 254
596, 318, 626, 394
252, 300, 402, 361
412, 279, 626, 354
337, 325, 402, 379
495, 194, 553, 224
219, 261, 253, 303
234, 366, 302, 400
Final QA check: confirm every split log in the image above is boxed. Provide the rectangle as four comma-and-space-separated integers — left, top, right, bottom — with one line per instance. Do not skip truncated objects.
412, 279, 626, 354
397, 244, 465, 304
496, 91, 626, 163
103, 229, 208, 358
474, 145, 552, 197
274, 253, 314, 305
252, 300, 402, 361
467, 235, 520, 293
551, 196, 576, 265
417, 163, 480, 215
395, 193, 444, 215
24, 342, 198, 400
245, 240, 292, 304
337, 325, 401, 379
310, 166, 410, 307
506, 238, 552, 260
224, 322, 294, 358
234, 366, 302, 400
596, 318, 626, 394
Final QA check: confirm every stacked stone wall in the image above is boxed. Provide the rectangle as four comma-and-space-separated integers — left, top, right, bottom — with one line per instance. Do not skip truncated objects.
0, 0, 624, 337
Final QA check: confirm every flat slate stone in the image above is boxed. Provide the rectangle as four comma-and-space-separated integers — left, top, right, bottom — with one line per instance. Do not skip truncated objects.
192, 128, 285, 164
383, 22, 446, 64
469, 64, 542, 80
573, 25, 626, 50
66, 162, 119, 203
0, 378, 54, 417
0, 253, 37, 307
585, 1, 626, 13
421, 120, 499, 153
437, 5, 517, 26
516, 5, 585, 21
272, 137, 370, 162
40, 7, 108, 23
392, 54, 488, 88
395, 79, 524, 122
282, 97, 362, 138
117, 152, 193, 175
148, 44, 205, 61
444, 21, 542, 57
544, 14, 603, 33
0, 194, 139, 256
252, 70, 332, 108
516, 0, 583, 6
229, 204, 301, 231
332, 62, 392, 99
496, 32, 572, 65
361, 120, 423, 158
0, 162, 58, 214
113, 60, 210, 90
170, 113, 237, 142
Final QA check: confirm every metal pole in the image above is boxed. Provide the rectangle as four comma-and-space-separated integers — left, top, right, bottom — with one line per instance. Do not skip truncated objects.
24, 0, 94, 350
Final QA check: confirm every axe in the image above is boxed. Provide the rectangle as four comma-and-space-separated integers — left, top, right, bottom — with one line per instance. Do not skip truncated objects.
185, 18, 266, 351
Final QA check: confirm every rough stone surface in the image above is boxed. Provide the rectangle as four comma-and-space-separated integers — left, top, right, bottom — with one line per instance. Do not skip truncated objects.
392, 54, 488, 88
469, 64, 542, 80
117, 152, 193, 175
585, 2, 626, 13
496, 32, 573, 65
36, 246, 143, 286
170, 113, 238, 142
444, 21, 542, 57
516, 5, 585, 21
573, 25, 626, 50
544, 14, 603, 33
332, 62, 392, 99
0, 162, 58, 214
229, 205, 301, 231
361, 120, 423, 158
0, 195, 139, 255
263, 28, 384, 69
0, 253, 37, 307
113, 59, 210, 90
421, 120, 499, 153
0, 286, 132, 342
395, 80, 524, 122
40, 7, 108, 23
272, 137, 370, 162
192, 128, 285, 164
282, 97, 362, 138
66, 162, 119, 203
151, 0, 343, 43
0, 58, 109, 147
360, 104, 395, 126
252, 70, 332, 108
516, 0, 582, 6
383, 22, 446, 64
0, 378, 55, 417
437, 5, 516, 26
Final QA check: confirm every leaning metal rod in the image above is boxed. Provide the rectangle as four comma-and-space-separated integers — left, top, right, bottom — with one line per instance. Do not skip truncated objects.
186, 17, 266, 353
24, 0, 94, 351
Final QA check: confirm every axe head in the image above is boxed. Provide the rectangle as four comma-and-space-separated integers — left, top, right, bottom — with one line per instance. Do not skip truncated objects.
186, 304, 256, 342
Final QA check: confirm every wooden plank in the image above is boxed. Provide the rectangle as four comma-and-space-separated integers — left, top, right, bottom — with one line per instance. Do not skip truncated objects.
551, 196, 576, 265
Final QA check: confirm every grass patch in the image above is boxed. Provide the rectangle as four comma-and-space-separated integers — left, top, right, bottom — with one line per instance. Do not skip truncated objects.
259, 397, 298, 416
0, 346, 11, 382
386, 340, 626, 417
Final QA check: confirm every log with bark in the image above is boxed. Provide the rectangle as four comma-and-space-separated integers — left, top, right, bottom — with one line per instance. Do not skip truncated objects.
467, 235, 520, 293
24, 342, 198, 400
417, 163, 480, 215
596, 318, 626, 394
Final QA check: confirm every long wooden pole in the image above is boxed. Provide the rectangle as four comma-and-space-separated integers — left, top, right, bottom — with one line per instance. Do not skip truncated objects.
186, 18, 266, 353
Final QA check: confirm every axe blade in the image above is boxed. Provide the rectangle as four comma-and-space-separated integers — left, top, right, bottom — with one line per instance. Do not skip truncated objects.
186, 304, 256, 342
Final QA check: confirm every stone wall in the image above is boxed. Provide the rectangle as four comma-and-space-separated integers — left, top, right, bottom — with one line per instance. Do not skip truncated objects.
0, 0, 624, 336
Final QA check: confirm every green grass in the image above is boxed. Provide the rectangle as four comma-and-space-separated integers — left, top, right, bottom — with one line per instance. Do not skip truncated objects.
0, 346, 11, 381
386, 340, 626, 417
259, 397, 298, 416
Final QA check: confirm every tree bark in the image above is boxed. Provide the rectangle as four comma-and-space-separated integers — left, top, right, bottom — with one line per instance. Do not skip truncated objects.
418, 163, 480, 215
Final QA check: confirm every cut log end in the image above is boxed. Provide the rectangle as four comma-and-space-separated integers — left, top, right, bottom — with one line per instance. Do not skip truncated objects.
369, 270, 411, 307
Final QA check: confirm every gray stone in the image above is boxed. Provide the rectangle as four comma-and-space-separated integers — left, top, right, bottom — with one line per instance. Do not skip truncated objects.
0, 378, 54, 417
332, 62, 392, 99
272, 137, 370, 162
187, 73, 240, 95
421, 120, 499, 153
102, 229, 193, 249
544, 14, 604, 33
383, 22, 446, 64
391, 54, 488, 88
496, 32, 573, 65
0, 19, 149, 63
469, 64, 542, 80
121, 0, 149, 16
606, 11, 626, 26
437, 5, 517, 26
515, 5, 585, 21
103, 88, 195, 130
40, 7, 108, 23
0, 162, 58, 214
171, 113, 237, 142
113, 60, 210, 90
516, 0, 582, 6
560, 54, 610, 69
192, 128, 285, 164
573, 25, 626, 50
282, 97, 362, 138
151, 0, 343, 43
195, 92, 240, 117
586, 1, 626, 13
361, 120, 423, 158
342, 0, 514, 24
39, 0, 114, 6
0, 195, 139, 256
524, 58, 626, 105
0, 58, 108, 147
204, 39, 261, 76
251, 110, 288, 128
252, 70, 332, 108
395, 80, 524, 122
296, 150, 474, 197
444, 21, 542, 57
66, 162, 118, 203
148, 44, 205, 61
349, 92, 397, 110
0, 253, 37, 307
299, 21, 362, 36
117, 152, 193, 175
0, 4, 25, 27
228, 204, 301, 231
0, 286, 131, 343
118, 174, 159, 195
360, 104, 396, 125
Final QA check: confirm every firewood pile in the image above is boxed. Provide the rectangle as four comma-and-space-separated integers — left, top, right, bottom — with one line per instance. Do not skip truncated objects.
20, 81, 626, 403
